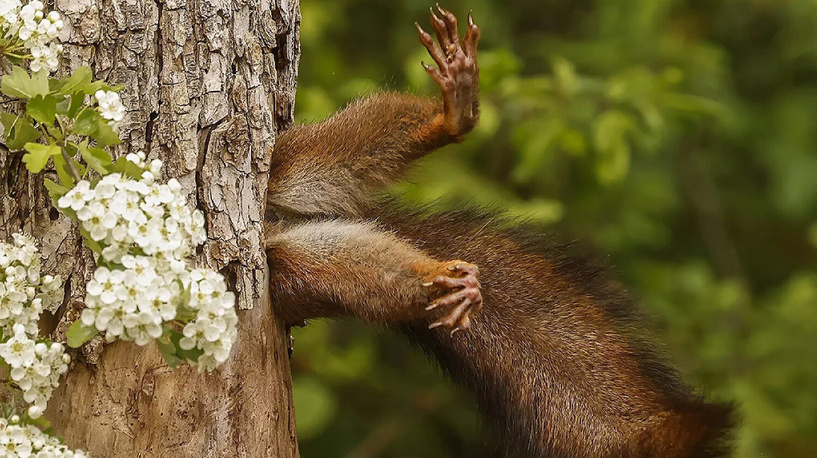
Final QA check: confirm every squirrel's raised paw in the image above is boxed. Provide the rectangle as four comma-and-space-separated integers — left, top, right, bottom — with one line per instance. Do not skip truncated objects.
422, 260, 483, 335
415, 5, 480, 139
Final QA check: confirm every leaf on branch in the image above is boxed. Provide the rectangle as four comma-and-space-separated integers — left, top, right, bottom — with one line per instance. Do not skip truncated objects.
21, 142, 60, 173
1, 113, 40, 150
77, 141, 112, 175
44, 124, 63, 142
25, 412, 52, 431
169, 329, 205, 363
27, 94, 58, 126
72, 109, 99, 136
157, 330, 184, 369
51, 153, 75, 188
79, 226, 103, 253
55, 95, 71, 114
62, 94, 86, 118
593, 110, 634, 185
92, 120, 121, 147
43, 178, 70, 203
1, 67, 50, 99
109, 156, 145, 180
85, 80, 119, 94
66, 321, 98, 348
54, 66, 93, 96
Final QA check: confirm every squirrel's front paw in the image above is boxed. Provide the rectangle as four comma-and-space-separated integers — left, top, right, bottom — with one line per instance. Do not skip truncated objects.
422, 260, 483, 335
415, 5, 480, 139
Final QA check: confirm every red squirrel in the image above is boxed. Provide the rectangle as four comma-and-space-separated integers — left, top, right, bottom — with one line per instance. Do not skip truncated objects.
264, 6, 734, 457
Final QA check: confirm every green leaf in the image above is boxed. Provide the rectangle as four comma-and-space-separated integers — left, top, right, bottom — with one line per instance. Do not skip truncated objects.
21, 142, 60, 173
51, 152, 74, 187
24, 412, 51, 430
65, 94, 86, 118
1, 66, 32, 98
0, 67, 50, 99
1, 113, 41, 150
62, 143, 87, 178
45, 186, 74, 220
85, 80, 118, 94
79, 226, 103, 253
66, 321, 98, 348
55, 95, 72, 114
55, 66, 93, 96
26, 95, 58, 126
91, 120, 121, 147
157, 330, 184, 369
72, 109, 99, 136
169, 329, 204, 363
175, 304, 197, 322
109, 156, 145, 180
43, 178, 70, 200
44, 124, 63, 142
77, 141, 112, 175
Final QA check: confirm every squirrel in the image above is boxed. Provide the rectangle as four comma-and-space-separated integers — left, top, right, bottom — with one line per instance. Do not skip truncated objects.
264, 6, 735, 458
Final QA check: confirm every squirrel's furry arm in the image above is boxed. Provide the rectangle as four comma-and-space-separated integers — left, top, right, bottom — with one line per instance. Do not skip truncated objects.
266, 219, 482, 331
267, 94, 451, 217
267, 9, 479, 218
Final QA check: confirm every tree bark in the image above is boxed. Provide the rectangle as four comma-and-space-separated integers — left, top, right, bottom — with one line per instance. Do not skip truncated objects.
0, 0, 301, 456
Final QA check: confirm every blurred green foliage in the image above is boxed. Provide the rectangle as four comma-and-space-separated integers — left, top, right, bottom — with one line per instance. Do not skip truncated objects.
289, 0, 817, 456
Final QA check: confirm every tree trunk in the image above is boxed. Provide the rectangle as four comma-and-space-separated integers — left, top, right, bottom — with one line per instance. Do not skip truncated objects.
0, 0, 301, 456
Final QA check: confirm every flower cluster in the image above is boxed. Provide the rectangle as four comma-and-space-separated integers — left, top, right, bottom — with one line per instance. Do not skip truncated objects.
0, 0, 64, 72
0, 324, 70, 419
0, 416, 86, 457
58, 155, 206, 258
0, 234, 66, 420
61, 153, 236, 372
0, 0, 20, 27
178, 269, 238, 371
0, 233, 61, 336
94, 90, 125, 127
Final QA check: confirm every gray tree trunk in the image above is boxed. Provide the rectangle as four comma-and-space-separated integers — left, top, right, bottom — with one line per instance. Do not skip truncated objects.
0, 0, 301, 456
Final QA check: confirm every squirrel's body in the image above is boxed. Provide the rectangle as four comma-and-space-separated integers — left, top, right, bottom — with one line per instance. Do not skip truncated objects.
264, 7, 733, 457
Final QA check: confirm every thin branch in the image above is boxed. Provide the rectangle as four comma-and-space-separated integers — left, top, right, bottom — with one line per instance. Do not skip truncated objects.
61, 148, 81, 183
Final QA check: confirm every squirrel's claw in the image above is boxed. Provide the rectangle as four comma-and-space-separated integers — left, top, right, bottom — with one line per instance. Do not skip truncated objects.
424, 260, 483, 334
464, 11, 480, 57
429, 7, 452, 55
416, 22, 447, 70
417, 6, 480, 138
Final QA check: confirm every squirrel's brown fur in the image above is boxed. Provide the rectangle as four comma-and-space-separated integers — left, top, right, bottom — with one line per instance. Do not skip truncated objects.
382, 208, 735, 457
264, 7, 734, 457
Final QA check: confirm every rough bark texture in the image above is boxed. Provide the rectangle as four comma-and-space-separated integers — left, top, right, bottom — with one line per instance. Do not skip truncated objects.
0, 0, 301, 456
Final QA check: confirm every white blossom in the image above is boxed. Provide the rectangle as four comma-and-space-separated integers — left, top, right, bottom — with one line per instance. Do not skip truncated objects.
56, 158, 236, 378
57, 181, 94, 212
1, 1, 64, 72
58, 166, 208, 263
0, 324, 35, 366
94, 89, 126, 126
0, 418, 86, 457
0, 234, 62, 335
0, 0, 21, 27
0, 325, 69, 419
177, 268, 238, 372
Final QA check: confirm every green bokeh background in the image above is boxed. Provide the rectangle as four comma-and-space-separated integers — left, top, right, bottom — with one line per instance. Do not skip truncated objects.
289, 1, 817, 456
